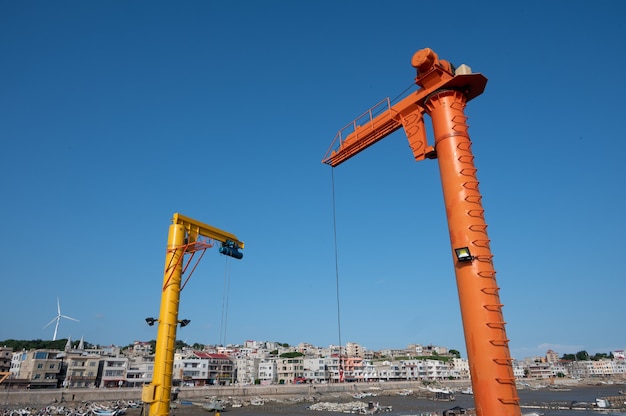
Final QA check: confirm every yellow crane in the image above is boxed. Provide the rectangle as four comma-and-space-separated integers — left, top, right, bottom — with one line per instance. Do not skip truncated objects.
142, 213, 244, 416
0, 372, 10, 385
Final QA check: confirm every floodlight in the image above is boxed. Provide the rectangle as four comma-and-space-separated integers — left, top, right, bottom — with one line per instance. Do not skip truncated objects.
454, 247, 474, 262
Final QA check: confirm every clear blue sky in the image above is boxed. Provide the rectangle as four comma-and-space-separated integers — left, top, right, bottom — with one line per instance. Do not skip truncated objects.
1, 1, 625, 360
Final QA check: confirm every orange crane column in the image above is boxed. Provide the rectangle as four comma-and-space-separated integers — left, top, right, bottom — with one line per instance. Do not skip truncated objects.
425, 89, 520, 416
148, 222, 186, 416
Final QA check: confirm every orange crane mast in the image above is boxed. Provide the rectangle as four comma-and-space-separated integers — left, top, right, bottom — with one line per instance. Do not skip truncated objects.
323, 48, 521, 416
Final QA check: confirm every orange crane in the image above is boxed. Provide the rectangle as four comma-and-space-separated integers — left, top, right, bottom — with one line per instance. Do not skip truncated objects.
323, 48, 521, 416
142, 213, 244, 416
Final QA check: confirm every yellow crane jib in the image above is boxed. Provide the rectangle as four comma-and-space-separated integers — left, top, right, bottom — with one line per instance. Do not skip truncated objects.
172, 213, 244, 258
143, 213, 244, 416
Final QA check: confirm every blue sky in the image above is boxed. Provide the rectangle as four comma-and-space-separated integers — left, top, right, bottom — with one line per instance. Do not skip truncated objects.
1, 1, 625, 360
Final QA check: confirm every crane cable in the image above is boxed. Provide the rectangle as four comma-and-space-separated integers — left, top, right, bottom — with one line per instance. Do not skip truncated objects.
330, 168, 344, 380
326, 82, 413, 380
219, 256, 231, 347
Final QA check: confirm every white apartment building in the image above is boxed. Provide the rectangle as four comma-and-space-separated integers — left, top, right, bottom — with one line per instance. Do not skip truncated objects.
451, 357, 470, 379
126, 355, 153, 387
235, 357, 259, 385
258, 359, 277, 384
423, 359, 451, 380
401, 361, 422, 379
550, 361, 569, 377
303, 357, 327, 383
362, 360, 378, 381
173, 357, 209, 386
512, 361, 526, 378
324, 356, 341, 383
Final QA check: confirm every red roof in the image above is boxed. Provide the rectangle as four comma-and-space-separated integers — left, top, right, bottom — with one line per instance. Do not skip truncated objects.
192, 351, 230, 359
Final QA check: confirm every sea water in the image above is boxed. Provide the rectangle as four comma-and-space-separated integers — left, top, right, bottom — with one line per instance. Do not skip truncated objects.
228, 385, 626, 416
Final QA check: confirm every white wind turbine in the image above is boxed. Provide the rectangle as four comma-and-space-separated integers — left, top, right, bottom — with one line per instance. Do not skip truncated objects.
43, 297, 79, 341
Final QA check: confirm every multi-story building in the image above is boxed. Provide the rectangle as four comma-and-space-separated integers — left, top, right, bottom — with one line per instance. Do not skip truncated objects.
276, 356, 304, 384
126, 354, 153, 387
400, 360, 422, 380
569, 360, 593, 379
375, 361, 401, 381
526, 361, 552, 379
512, 360, 526, 378
258, 359, 277, 384
611, 359, 626, 374
342, 356, 364, 382
302, 357, 327, 383
346, 342, 364, 358
1, 347, 12, 374
591, 359, 614, 377
324, 356, 341, 383
173, 356, 209, 386
131, 341, 152, 356
379, 348, 408, 359
193, 352, 233, 385
546, 349, 560, 363
11, 349, 61, 388
234, 357, 259, 385
550, 360, 569, 377
100, 357, 128, 388
451, 357, 470, 379
64, 353, 101, 388
362, 360, 378, 381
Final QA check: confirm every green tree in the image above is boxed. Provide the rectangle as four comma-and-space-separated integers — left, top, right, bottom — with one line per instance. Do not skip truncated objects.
449, 349, 461, 358
279, 351, 304, 358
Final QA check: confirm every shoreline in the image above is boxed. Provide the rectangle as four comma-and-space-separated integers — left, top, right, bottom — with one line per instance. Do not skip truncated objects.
1, 379, 624, 411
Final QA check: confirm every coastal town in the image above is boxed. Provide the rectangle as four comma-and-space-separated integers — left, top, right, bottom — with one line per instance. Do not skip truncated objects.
2, 339, 625, 389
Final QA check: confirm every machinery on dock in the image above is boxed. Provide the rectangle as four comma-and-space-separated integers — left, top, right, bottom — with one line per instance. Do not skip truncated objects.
323, 48, 521, 416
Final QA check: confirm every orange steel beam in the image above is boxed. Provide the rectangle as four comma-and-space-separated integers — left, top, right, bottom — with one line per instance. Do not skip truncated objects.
323, 48, 521, 416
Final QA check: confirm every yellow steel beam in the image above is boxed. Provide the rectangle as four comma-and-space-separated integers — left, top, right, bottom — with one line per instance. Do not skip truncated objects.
173, 213, 244, 249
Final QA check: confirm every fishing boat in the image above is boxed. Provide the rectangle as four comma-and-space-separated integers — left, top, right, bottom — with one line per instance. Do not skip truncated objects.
199, 399, 225, 412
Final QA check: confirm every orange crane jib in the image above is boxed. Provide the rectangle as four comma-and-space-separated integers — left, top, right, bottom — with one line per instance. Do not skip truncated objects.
322, 48, 486, 167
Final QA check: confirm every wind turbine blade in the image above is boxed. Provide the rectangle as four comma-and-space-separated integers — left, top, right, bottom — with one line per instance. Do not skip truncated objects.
43, 317, 57, 328
60, 315, 79, 322
57, 297, 61, 315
